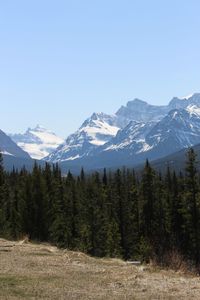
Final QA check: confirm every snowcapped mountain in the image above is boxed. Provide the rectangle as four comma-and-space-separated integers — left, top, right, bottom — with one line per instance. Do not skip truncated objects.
46, 113, 119, 162
10, 125, 64, 160
0, 129, 30, 159
45, 92, 200, 172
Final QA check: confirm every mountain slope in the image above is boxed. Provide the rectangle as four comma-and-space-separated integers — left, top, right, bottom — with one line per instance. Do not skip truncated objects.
2, 154, 46, 172
10, 125, 64, 160
102, 120, 156, 153
0, 129, 30, 159
150, 143, 200, 173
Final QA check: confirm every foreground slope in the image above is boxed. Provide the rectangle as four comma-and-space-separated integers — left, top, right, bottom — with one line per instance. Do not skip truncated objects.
1, 239, 200, 300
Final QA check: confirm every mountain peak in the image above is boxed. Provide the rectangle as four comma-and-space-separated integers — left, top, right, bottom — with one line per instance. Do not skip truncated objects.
35, 124, 47, 131
116, 99, 148, 115
33, 124, 53, 133
115, 97, 168, 126
90, 112, 109, 120
26, 125, 49, 134
80, 112, 117, 130
127, 98, 148, 107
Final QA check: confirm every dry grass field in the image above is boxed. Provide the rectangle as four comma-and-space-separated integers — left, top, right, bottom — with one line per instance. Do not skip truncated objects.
0, 238, 200, 299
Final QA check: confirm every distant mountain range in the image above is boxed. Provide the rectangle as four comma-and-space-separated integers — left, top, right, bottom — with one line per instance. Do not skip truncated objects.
46, 93, 200, 172
2, 93, 200, 173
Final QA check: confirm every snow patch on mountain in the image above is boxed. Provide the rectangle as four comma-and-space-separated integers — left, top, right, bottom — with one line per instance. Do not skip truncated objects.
136, 140, 154, 153
1, 151, 14, 156
186, 105, 200, 117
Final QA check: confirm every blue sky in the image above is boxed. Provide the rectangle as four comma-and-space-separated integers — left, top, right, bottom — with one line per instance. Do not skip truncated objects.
0, 0, 200, 137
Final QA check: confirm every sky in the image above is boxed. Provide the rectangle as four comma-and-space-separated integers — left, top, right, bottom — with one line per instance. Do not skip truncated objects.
0, 0, 200, 137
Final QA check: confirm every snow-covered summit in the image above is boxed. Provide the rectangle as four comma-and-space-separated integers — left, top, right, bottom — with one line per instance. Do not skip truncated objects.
10, 125, 64, 160
79, 112, 119, 145
46, 113, 119, 162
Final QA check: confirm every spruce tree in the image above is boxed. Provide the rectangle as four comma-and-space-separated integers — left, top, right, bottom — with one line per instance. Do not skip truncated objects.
139, 160, 155, 260
0, 153, 7, 235
183, 148, 200, 270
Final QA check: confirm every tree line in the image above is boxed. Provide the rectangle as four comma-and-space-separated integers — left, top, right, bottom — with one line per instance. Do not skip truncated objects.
0, 149, 200, 271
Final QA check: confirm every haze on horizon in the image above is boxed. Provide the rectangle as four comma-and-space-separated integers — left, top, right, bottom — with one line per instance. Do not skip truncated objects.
0, 0, 200, 137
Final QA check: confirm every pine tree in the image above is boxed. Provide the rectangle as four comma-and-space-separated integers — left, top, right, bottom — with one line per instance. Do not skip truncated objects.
140, 160, 155, 237
75, 171, 92, 253
123, 169, 140, 259
170, 171, 183, 251
103, 172, 122, 257
139, 160, 155, 260
0, 153, 7, 235
183, 148, 200, 270
153, 172, 169, 262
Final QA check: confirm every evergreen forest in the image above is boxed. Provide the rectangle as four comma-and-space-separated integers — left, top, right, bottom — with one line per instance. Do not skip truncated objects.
0, 149, 200, 271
